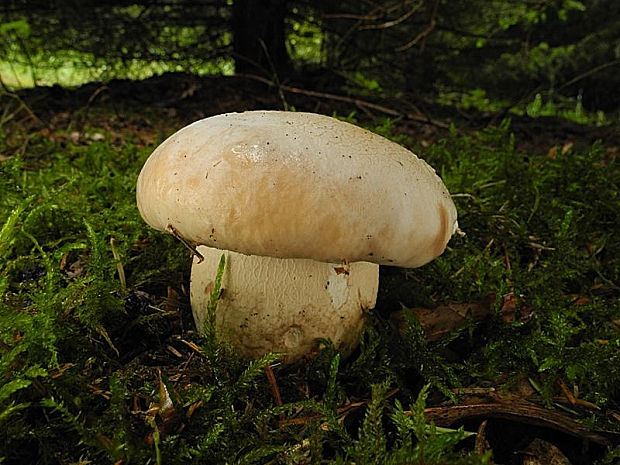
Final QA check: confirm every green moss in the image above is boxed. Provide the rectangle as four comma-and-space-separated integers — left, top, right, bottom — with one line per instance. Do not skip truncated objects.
0, 119, 618, 463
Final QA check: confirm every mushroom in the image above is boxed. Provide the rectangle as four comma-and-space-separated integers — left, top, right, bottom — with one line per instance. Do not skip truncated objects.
136, 111, 458, 362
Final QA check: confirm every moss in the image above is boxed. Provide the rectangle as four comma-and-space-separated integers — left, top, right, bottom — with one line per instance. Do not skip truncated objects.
0, 119, 618, 463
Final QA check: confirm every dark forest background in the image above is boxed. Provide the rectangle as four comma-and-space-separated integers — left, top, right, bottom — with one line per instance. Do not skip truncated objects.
1, 0, 619, 119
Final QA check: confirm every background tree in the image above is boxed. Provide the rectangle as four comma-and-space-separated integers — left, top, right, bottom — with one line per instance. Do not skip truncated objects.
314, 0, 620, 112
232, 0, 290, 75
1, 0, 619, 114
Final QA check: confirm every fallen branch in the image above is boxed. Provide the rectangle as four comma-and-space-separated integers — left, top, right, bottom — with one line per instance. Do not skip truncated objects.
420, 401, 620, 446
238, 73, 449, 129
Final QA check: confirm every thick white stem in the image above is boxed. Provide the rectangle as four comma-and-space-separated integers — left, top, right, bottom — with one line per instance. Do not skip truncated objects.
190, 245, 379, 363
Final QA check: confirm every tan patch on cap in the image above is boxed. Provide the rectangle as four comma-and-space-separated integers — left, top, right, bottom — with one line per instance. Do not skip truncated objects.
432, 203, 450, 257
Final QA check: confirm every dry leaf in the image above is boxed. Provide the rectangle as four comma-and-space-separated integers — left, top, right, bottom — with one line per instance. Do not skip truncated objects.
521, 438, 571, 465
474, 420, 493, 462
162, 287, 181, 313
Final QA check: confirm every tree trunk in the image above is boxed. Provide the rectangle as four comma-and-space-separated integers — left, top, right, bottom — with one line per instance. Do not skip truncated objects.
232, 0, 291, 76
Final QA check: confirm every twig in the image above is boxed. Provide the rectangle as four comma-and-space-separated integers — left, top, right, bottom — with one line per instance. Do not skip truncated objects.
258, 39, 289, 111
395, 18, 436, 52
95, 324, 120, 358
322, 1, 411, 21
553, 396, 600, 411
179, 339, 205, 357
110, 237, 126, 289
238, 73, 449, 128
450, 238, 494, 278
166, 224, 204, 263
264, 363, 283, 408
87, 85, 109, 106
360, 1, 423, 30
0, 89, 46, 128
322, 12, 383, 20
395, 0, 438, 52
502, 244, 511, 271
558, 60, 620, 91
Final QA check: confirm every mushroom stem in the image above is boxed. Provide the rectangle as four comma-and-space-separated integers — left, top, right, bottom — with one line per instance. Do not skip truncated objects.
190, 245, 379, 362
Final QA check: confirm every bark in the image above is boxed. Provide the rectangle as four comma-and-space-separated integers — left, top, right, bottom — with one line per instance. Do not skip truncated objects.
232, 0, 291, 75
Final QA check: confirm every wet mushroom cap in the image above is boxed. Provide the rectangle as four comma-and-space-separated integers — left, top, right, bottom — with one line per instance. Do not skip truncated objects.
136, 111, 458, 267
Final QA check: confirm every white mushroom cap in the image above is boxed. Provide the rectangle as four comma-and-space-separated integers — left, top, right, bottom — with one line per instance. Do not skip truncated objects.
136, 111, 458, 268
137, 111, 459, 362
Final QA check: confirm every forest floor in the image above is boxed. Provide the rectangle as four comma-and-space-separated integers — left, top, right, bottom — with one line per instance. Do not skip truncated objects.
1, 73, 619, 464
8, 72, 620, 152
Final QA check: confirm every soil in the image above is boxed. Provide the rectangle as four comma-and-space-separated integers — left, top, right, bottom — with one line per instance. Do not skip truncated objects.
10, 72, 620, 153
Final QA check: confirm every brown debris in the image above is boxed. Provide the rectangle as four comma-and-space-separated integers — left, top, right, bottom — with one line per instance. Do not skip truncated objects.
421, 401, 620, 446
264, 363, 283, 408
391, 293, 534, 341
520, 438, 571, 465
474, 420, 493, 463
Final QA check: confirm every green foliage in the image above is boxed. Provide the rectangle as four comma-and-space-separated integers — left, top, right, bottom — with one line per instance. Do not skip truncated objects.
319, 0, 620, 113
395, 309, 462, 401
343, 382, 389, 463
524, 93, 609, 125
0, 3, 234, 88
0, 132, 187, 462
338, 383, 486, 464
2, 1, 619, 115
287, 11, 323, 65
0, 119, 618, 463
417, 123, 620, 408
201, 252, 226, 344
0, 19, 30, 36
389, 385, 485, 465
438, 88, 508, 114
597, 446, 620, 465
